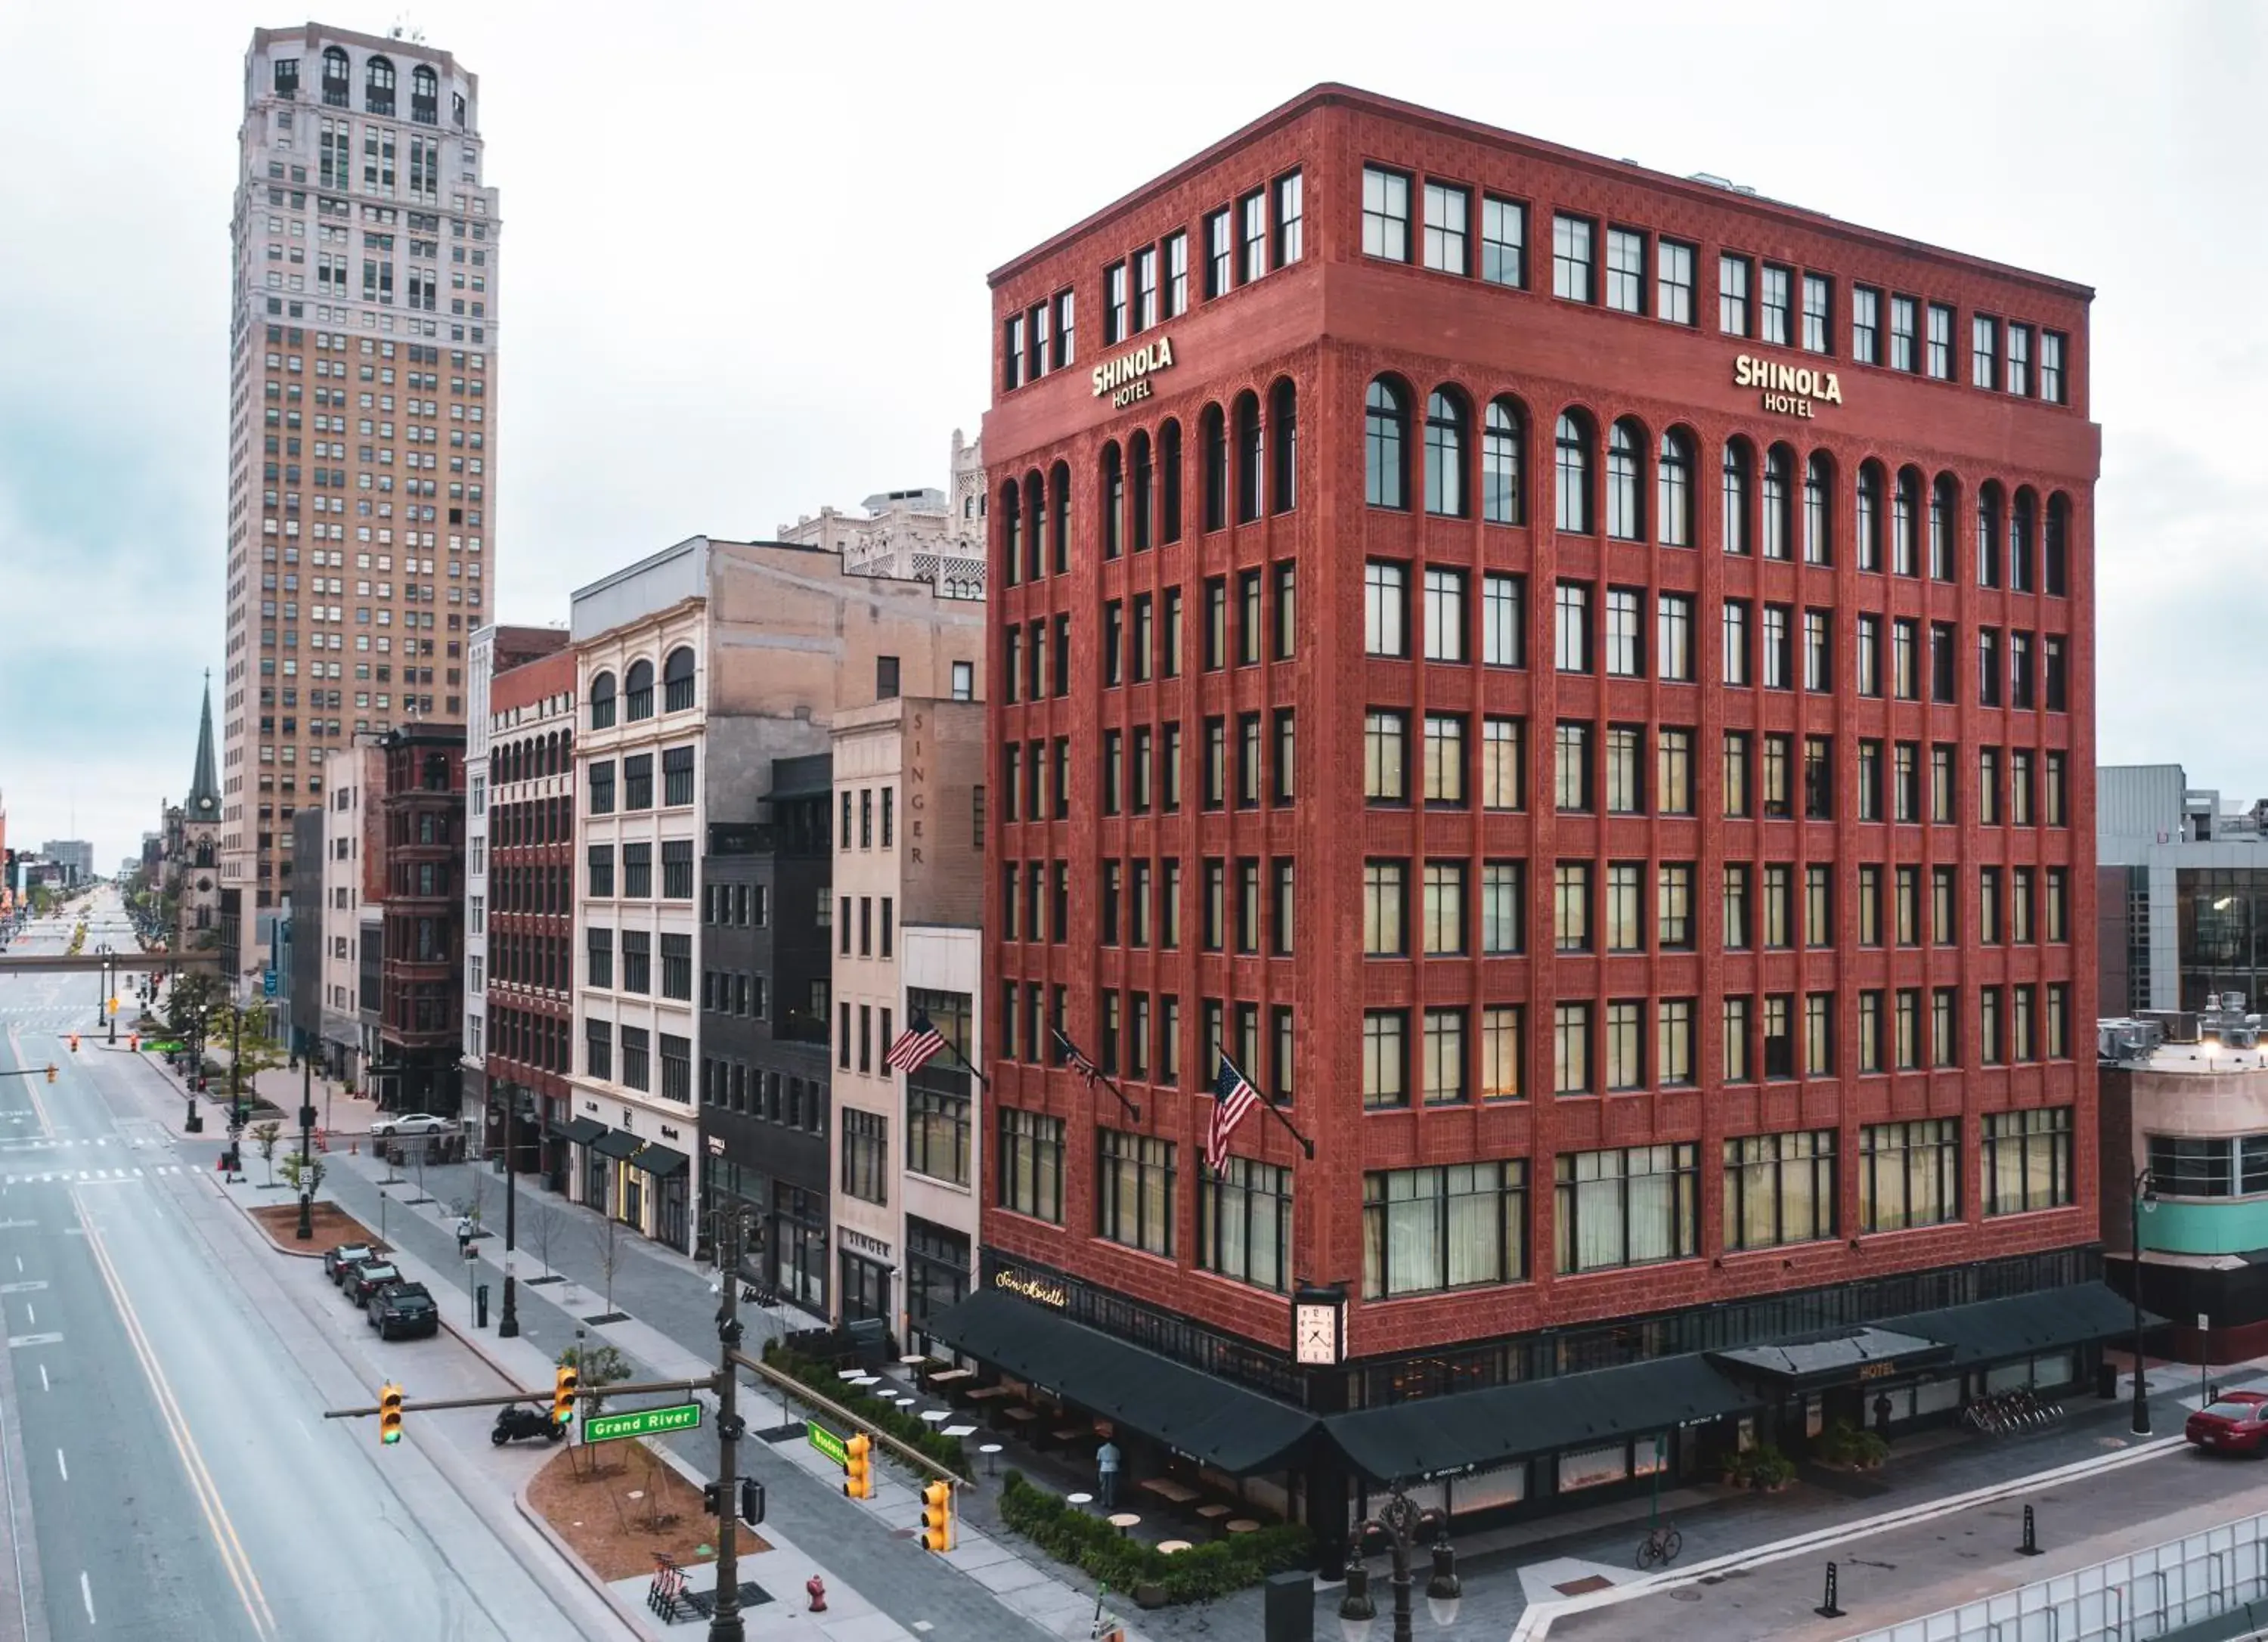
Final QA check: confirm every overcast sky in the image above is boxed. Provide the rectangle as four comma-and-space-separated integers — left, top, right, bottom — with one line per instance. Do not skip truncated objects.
1, 1, 2260, 868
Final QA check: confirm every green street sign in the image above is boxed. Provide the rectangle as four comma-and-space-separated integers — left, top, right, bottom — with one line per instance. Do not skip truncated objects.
807, 1422, 848, 1469
582, 1402, 703, 1444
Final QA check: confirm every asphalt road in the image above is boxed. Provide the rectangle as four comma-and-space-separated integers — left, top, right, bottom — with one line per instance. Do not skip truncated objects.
0, 889, 611, 1642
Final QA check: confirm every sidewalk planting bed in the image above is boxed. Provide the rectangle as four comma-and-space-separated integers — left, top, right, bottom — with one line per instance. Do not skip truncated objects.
525, 1441, 767, 1581
247, 1202, 382, 1253
761, 1340, 968, 1475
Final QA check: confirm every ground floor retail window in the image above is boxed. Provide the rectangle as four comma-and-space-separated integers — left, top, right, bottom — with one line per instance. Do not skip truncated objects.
1450, 1460, 1528, 1515
584, 1148, 610, 1213
906, 1216, 970, 1332
1557, 1441, 1631, 1493
841, 1250, 890, 1328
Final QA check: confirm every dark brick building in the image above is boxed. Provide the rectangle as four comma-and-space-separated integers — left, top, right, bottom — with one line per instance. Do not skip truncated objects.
483, 644, 577, 1185
953, 84, 2109, 1548
376, 723, 466, 1114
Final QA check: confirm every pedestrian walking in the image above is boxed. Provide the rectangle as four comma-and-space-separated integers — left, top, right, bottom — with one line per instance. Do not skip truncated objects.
1096, 1438, 1122, 1511
456, 1213, 474, 1258
1873, 1391, 1894, 1443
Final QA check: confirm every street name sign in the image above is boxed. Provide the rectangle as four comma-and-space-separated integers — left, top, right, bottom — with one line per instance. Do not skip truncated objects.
807, 1422, 848, 1468
583, 1402, 703, 1443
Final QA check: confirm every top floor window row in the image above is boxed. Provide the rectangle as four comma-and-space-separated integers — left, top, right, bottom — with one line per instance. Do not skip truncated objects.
1353, 165, 2071, 406
302, 48, 450, 127
587, 645, 700, 730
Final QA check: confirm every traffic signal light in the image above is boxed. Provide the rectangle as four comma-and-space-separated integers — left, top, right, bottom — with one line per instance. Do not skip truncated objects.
127, 1033, 138, 1052
921, 1479, 953, 1552
553, 1362, 579, 1426
739, 1476, 765, 1527
702, 1482, 723, 1517
107, 997, 118, 1015
66, 1035, 77, 1054
843, 1433, 872, 1500
379, 1383, 404, 1445
42, 1066, 54, 1085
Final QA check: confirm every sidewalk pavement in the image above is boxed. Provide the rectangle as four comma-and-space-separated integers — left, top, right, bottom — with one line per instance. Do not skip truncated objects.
267, 1135, 1154, 1642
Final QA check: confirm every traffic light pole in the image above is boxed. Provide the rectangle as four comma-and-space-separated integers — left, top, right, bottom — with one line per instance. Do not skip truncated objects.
295, 1057, 314, 1241
708, 1211, 748, 1642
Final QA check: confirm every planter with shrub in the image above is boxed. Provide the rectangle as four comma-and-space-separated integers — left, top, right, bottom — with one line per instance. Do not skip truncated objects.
1719, 1444, 1796, 1491
996, 1471, 1313, 1604
1814, 1420, 1889, 1470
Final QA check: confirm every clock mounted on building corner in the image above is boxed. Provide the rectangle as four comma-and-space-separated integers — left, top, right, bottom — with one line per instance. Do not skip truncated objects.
1292, 1284, 1346, 1367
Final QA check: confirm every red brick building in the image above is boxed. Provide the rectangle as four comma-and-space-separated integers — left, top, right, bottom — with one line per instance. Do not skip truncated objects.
483, 644, 576, 1184
950, 84, 2110, 1546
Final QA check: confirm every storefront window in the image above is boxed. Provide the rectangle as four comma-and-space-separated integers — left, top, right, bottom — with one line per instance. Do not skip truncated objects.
1557, 1442, 1630, 1492
906, 1216, 970, 1334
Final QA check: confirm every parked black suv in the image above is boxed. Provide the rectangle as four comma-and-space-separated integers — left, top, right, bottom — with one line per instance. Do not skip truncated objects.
367, 1281, 438, 1340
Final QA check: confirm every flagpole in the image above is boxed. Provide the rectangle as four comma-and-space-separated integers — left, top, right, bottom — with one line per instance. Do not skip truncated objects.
1051, 1027, 1139, 1122
1212, 1052, 1315, 1166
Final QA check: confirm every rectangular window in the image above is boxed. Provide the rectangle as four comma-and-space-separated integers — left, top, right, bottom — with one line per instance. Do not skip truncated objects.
1722, 599, 1750, 686
1364, 860, 1407, 958
2006, 323, 2031, 395
1363, 1162, 1527, 1298
1759, 264, 1792, 345
1423, 181, 1468, 274
1199, 1157, 1292, 1293
1365, 711, 1408, 803
1802, 273, 1830, 353
1481, 717, 1524, 810
1554, 1145, 1699, 1272
1095, 1130, 1174, 1255
1657, 593, 1693, 683
1204, 208, 1233, 299
1926, 302, 1955, 379
1554, 862, 1591, 953
1362, 167, 1410, 262
1723, 996, 1751, 1083
1273, 171, 1303, 267
1422, 1008, 1467, 1105
1802, 608, 1831, 692
1718, 253, 1751, 336
1480, 195, 1526, 287
1972, 314, 1999, 389
2041, 330, 2067, 404
996, 1109, 1064, 1223
1362, 1010, 1408, 1109
1424, 568, 1466, 661
1603, 726, 1642, 816
1861, 1119, 1963, 1232
1982, 1108, 2074, 1216
1658, 727, 1693, 816
1556, 721, 1591, 812
1603, 587, 1642, 677
1554, 581, 1591, 671
1723, 1131, 1837, 1250
1104, 261, 1127, 345
1604, 227, 1645, 313
1851, 286, 1881, 363
1365, 561, 1408, 657
1482, 573, 1524, 666
840, 1111, 888, 1205
1656, 239, 1695, 324
1553, 1002, 1590, 1096
1890, 295, 1918, 371
1421, 860, 1465, 957
1164, 231, 1188, 317
1552, 213, 1594, 302
1721, 731, 1749, 818
1239, 188, 1267, 283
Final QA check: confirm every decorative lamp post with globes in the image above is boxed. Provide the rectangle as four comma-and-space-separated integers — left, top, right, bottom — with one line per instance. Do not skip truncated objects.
1338, 1484, 1460, 1642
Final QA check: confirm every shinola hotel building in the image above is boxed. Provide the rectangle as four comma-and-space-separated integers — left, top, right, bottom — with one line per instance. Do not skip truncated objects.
943, 84, 2110, 1548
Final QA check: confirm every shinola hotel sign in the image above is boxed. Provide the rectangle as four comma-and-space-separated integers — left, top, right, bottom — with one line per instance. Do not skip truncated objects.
1735, 352, 1843, 420
1092, 336, 1176, 409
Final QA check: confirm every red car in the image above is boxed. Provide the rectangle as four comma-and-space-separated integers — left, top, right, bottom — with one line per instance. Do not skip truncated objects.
2186, 1391, 2268, 1455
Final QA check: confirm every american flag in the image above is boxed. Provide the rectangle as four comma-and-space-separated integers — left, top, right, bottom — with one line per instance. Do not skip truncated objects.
885, 1012, 948, 1074
1051, 1026, 1101, 1088
1208, 1054, 1263, 1174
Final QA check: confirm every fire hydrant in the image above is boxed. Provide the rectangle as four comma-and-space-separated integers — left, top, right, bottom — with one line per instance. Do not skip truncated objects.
805, 1574, 827, 1613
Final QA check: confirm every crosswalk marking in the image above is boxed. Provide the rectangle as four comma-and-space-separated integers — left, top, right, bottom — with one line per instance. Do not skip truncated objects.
0, 1166, 181, 1186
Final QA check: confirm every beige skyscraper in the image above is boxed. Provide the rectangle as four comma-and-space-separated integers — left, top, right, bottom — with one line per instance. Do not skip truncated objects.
223, 23, 500, 970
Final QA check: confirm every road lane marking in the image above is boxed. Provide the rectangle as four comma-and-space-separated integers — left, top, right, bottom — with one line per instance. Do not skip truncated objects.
76, 1194, 274, 1637
79, 1569, 91, 1625
54, 1451, 64, 1482
10, 1336, 64, 1349
22, 1306, 31, 1327
37, 1365, 46, 1393
0, 1283, 44, 1295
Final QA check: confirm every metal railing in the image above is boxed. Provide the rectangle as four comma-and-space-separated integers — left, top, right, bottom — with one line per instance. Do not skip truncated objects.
1846, 1510, 2268, 1642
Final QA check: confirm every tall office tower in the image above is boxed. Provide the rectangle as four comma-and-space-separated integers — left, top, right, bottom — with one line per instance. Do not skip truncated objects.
223, 24, 500, 974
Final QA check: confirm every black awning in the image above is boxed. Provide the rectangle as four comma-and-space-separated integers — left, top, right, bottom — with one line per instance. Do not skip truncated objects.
550, 1117, 606, 1147
922, 1288, 1318, 1476
1328, 1353, 1761, 1486
630, 1142, 689, 1179
1883, 1281, 2151, 1367
591, 1128, 644, 1160
1712, 1327, 1954, 1391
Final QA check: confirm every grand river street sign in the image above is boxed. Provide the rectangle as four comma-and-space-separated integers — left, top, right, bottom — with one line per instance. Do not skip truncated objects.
583, 1402, 703, 1443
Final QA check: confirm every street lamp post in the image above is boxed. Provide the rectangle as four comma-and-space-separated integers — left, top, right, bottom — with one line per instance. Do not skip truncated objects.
295, 1055, 314, 1241
2132, 1165, 2157, 1436
706, 1207, 752, 1642
1338, 1485, 1461, 1642
498, 1081, 522, 1340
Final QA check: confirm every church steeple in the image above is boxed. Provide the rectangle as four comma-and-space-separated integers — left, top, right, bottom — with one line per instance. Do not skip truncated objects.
186, 671, 220, 822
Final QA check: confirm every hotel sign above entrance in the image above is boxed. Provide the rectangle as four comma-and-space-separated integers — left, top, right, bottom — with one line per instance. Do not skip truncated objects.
1734, 353, 1844, 420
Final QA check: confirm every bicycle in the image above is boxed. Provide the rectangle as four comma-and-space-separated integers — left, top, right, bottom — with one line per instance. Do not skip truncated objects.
1634, 1521, 1684, 1570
